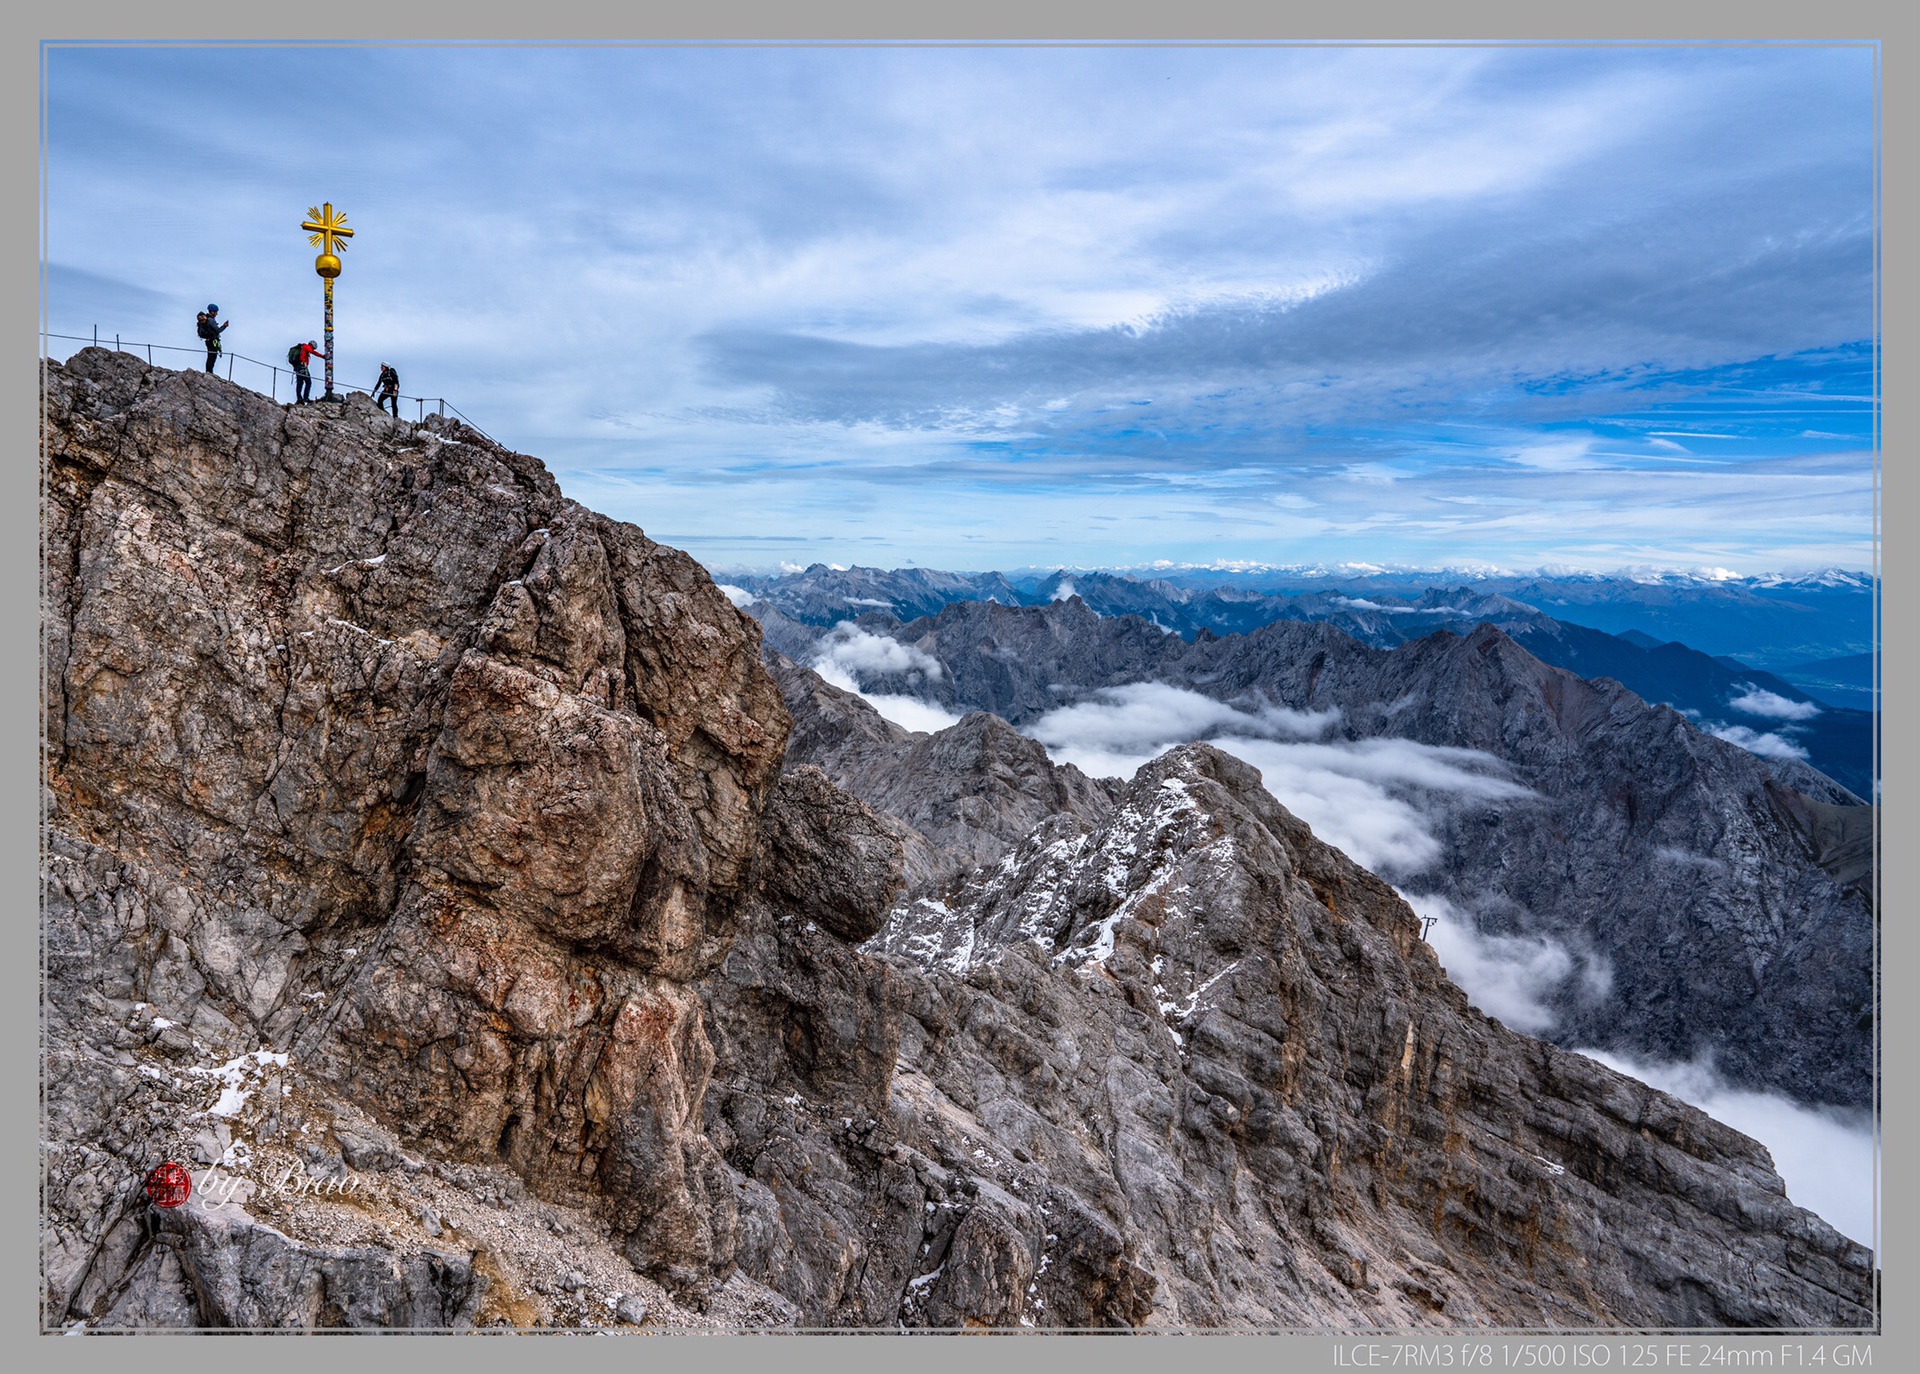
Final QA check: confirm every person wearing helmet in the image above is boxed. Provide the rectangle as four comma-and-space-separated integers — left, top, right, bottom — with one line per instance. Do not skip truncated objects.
288, 339, 330, 405
373, 362, 400, 417
195, 304, 230, 373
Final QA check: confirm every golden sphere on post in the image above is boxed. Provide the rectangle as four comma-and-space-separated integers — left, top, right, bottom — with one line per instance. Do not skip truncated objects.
314, 253, 342, 279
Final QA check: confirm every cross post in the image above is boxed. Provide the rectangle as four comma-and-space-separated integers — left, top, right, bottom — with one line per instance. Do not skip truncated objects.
301, 203, 355, 399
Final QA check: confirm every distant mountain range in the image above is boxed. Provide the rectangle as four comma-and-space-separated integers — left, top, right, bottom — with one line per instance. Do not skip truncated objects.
723, 563, 1875, 669
725, 564, 1876, 800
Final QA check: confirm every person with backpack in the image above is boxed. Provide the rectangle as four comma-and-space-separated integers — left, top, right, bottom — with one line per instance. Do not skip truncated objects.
372, 363, 400, 417
288, 340, 329, 405
196, 304, 230, 373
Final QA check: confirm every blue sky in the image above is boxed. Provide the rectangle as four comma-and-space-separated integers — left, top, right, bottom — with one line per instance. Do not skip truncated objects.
42, 42, 1877, 574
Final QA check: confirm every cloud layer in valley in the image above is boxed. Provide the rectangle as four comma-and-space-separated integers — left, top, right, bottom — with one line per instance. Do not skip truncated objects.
1022, 683, 1529, 879
1730, 686, 1822, 721
1398, 891, 1607, 1037
1709, 724, 1811, 761
809, 623, 963, 733
810, 623, 945, 690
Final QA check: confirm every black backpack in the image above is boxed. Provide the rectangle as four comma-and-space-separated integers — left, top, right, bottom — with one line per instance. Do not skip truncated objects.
196, 314, 215, 341
288, 344, 304, 367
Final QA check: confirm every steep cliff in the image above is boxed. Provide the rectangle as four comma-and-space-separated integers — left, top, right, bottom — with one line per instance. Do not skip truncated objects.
44, 349, 791, 1326
41, 352, 1873, 1331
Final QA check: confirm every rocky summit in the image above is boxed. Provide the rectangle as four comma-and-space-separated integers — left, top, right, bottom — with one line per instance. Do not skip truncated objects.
41, 350, 1873, 1331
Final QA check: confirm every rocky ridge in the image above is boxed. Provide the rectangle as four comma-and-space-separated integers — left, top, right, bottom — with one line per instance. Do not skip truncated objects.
776, 598, 1874, 1110
42, 352, 1873, 1330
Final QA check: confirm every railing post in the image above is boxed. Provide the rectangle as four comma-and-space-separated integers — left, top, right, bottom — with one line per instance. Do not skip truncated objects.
115, 334, 120, 351
92, 326, 98, 346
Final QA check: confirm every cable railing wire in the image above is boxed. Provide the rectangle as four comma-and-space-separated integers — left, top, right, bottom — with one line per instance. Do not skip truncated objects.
41, 329, 497, 443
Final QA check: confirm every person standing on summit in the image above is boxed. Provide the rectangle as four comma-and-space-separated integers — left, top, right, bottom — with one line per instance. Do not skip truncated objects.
372, 362, 400, 417
196, 304, 230, 373
288, 339, 329, 405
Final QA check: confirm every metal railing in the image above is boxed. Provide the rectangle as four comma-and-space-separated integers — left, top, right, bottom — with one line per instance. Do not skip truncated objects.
41, 328, 498, 443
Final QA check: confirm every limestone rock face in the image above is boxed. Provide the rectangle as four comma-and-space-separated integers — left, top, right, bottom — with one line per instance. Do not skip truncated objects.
42, 354, 1873, 1332
758, 764, 907, 943
713, 744, 1871, 1329
44, 351, 787, 1322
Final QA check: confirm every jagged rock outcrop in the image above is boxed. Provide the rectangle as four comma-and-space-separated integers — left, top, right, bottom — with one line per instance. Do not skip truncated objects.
42, 353, 1874, 1331
766, 649, 1118, 888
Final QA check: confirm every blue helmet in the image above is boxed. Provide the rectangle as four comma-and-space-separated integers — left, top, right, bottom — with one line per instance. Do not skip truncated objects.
206, 304, 219, 313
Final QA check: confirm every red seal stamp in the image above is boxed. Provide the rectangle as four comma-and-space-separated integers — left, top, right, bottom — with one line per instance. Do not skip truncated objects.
144, 1162, 192, 1209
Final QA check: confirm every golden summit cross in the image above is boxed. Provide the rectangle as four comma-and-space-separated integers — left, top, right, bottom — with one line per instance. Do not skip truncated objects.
302, 203, 354, 256
299, 201, 355, 401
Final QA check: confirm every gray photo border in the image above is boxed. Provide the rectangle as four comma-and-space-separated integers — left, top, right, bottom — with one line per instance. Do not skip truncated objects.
8, 3, 1908, 1371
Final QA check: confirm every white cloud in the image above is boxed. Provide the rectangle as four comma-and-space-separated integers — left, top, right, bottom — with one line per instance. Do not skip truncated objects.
1050, 579, 1079, 602
1729, 686, 1821, 721
1399, 891, 1583, 1035
1023, 684, 1528, 879
1221, 739, 1450, 875
715, 583, 757, 607
1025, 682, 1339, 757
809, 622, 946, 692
1576, 1049, 1875, 1248
807, 623, 958, 733
862, 693, 965, 734
1506, 437, 1596, 471
1246, 736, 1535, 802
1710, 724, 1811, 761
